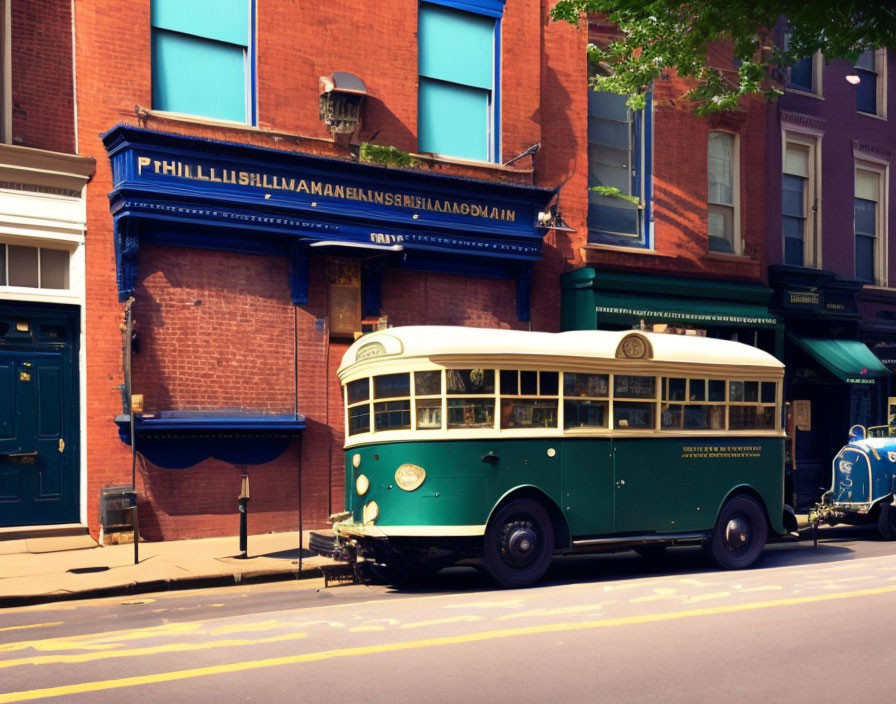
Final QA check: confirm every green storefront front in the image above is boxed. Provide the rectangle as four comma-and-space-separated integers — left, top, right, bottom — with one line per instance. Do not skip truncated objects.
561, 268, 783, 356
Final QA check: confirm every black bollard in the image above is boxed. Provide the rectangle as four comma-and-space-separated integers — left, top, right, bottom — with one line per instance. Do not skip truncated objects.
238, 474, 250, 558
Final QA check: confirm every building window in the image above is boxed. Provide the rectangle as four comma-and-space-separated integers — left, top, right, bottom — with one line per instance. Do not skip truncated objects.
587, 86, 652, 247
783, 31, 822, 96
151, 0, 254, 123
855, 49, 886, 117
0, 243, 70, 290
708, 132, 739, 254
418, 2, 500, 162
782, 139, 819, 267
855, 166, 886, 285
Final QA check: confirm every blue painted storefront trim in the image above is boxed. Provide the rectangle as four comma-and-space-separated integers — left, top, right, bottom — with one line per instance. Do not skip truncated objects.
103, 125, 553, 318
114, 412, 306, 469
422, 0, 506, 19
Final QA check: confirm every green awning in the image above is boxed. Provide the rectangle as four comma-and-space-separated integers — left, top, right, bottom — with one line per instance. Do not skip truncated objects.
789, 335, 890, 384
595, 291, 778, 328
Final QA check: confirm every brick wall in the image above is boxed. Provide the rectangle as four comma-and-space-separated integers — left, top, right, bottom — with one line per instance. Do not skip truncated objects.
73, 0, 567, 540
11, 0, 75, 152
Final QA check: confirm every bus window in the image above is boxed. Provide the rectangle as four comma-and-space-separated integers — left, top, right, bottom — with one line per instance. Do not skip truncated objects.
708, 379, 725, 402
446, 368, 494, 394
614, 402, 655, 429
414, 371, 443, 430
614, 375, 655, 399
448, 399, 494, 428
500, 369, 559, 429
373, 373, 411, 431
663, 377, 687, 401
730, 406, 776, 429
347, 378, 371, 435
564, 372, 609, 429
415, 370, 442, 396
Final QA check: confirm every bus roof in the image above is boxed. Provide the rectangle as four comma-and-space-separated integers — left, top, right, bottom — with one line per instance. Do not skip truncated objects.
338, 326, 784, 377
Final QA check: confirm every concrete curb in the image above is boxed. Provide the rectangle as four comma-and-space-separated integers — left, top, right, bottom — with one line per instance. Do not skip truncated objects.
0, 564, 325, 609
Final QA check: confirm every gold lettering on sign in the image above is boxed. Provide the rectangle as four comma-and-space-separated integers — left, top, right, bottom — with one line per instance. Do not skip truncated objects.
136, 156, 519, 222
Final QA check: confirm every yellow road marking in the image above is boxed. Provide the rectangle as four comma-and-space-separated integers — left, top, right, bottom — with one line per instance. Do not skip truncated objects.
0, 633, 307, 670
2, 583, 896, 703
210, 620, 282, 636
496, 603, 615, 621
400, 616, 484, 629
0, 623, 62, 634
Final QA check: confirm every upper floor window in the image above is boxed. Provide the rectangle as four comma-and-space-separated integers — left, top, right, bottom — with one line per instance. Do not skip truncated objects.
151, 0, 254, 124
855, 165, 887, 285
855, 49, 886, 117
418, 1, 501, 162
782, 138, 819, 268
0, 242, 70, 291
783, 31, 822, 96
707, 131, 739, 254
587, 85, 652, 248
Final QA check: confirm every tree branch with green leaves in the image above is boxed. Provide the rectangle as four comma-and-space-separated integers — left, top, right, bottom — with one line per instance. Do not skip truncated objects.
551, 0, 896, 113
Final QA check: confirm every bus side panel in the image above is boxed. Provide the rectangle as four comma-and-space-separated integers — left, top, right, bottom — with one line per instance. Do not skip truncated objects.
613, 437, 785, 534
344, 440, 563, 529
561, 438, 614, 538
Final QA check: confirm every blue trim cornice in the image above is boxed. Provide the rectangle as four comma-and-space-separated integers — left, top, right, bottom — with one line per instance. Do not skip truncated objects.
103, 125, 553, 319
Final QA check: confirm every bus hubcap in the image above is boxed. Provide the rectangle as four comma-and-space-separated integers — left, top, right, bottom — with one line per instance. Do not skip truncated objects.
725, 516, 750, 550
501, 521, 538, 567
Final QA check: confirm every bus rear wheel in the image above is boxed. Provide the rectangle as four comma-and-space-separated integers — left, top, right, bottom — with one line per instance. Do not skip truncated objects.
704, 495, 767, 570
483, 498, 554, 588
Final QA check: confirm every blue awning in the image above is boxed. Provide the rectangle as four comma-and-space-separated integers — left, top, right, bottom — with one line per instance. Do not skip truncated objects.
115, 411, 306, 469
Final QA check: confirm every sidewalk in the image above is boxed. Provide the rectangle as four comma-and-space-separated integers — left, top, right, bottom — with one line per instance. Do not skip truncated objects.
0, 531, 337, 608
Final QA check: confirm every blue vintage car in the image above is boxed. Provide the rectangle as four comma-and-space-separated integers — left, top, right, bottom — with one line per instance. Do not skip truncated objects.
810, 425, 896, 539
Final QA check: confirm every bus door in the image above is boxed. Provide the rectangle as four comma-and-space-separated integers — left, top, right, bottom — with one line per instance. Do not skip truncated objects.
613, 438, 701, 534
560, 438, 614, 537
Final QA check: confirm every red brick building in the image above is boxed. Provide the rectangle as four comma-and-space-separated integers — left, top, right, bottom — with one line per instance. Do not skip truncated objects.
0, 0, 94, 534
3, 2, 775, 543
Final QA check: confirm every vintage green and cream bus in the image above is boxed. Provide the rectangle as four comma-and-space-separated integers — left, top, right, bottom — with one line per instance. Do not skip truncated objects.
313, 326, 787, 587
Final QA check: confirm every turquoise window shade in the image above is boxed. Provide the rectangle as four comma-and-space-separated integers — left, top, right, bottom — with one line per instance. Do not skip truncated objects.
419, 4, 494, 90
418, 79, 488, 160
152, 30, 247, 122
151, 0, 249, 46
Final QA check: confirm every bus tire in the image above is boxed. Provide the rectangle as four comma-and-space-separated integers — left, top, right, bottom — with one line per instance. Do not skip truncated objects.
483, 498, 554, 588
877, 502, 896, 540
704, 495, 767, 570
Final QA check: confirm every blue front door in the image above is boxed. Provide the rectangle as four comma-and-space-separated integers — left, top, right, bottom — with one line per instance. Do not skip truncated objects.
0, 309, 78, 526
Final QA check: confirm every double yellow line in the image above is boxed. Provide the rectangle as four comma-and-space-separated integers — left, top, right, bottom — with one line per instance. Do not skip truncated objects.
3, 584, 895, 703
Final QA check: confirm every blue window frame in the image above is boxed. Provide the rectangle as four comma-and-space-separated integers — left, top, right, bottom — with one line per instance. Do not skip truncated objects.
782, 174, 806, 265
418, 1, 501, 162
855, 197, 876, 281
855, 50, 878, 115
151, 0, 254, 124
788, 57, 814, 92
587, 88, 652, 247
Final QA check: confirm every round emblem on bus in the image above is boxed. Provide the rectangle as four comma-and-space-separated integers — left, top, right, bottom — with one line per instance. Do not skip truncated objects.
395, 463, 426, 491
619, 335, 648, 359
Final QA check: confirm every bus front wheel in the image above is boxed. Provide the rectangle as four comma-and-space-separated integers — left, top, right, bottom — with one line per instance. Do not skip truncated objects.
877, 502, 896, 540
483, 498, 554, 588
704, 495, 767, 570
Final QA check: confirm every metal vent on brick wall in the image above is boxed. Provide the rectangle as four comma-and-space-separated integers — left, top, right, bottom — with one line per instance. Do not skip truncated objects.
319, 72, 367, 135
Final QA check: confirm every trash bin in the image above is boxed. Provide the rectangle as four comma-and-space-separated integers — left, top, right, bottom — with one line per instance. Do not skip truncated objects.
100, 485, 137, 533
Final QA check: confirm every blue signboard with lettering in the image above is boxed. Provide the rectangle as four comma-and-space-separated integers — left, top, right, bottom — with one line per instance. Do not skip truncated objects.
103, 126, 554, 318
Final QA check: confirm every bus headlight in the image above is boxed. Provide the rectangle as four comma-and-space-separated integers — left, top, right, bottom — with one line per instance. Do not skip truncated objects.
355, 474, 370, 496
363, 501, 379, 524
395, 463, 426, 491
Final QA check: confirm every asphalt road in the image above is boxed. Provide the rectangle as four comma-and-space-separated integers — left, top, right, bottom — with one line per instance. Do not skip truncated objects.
1, 526, 895, 703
